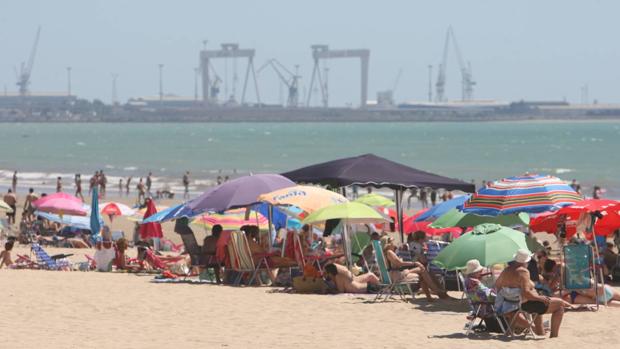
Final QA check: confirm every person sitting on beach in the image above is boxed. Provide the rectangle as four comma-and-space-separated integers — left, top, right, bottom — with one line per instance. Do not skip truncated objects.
94, 227, 116, 272
462, 259, 498, 323
536, 250, 560, 293
382, 236, 450, 301
324, 262, 380, 294
407, 231, 428, 263
0, 241, 14, 268
359, 232, 381, 270
203, 224, 223, 283
495, 249, 571, 338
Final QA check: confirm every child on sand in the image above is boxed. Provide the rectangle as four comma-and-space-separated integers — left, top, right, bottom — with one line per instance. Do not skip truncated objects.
0, 241, 14, 268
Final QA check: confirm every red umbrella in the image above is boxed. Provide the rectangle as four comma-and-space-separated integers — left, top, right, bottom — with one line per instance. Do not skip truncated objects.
530, 199, 620, 238
139, 199, 163, 240
402, 209, 463, 238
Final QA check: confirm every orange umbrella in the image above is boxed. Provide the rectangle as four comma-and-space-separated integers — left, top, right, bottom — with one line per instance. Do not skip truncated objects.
258, 185, 348, 213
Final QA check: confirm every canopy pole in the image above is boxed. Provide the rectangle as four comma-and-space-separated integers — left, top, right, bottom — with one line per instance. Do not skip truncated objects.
267, 204, 274, 252
394, 188, 404, 243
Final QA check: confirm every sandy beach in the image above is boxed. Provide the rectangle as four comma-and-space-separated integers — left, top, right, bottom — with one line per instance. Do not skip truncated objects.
2, 188, 620, 348
2, 255, 618, 349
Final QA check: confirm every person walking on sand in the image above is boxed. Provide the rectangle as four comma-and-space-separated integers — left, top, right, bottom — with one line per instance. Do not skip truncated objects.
99, 170, 107, 199
74, 174, 84, 201
126, 176, 132, 195
3, 189, 17, 225
136, 178, 145, 205
89, 171, 98, 196
56, 177, 63, 193
182, 171, 190, 200
11, 171, 17, 193
23, 188, 37, 223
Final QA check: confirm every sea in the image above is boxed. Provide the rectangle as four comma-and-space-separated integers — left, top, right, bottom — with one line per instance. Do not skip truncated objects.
0, 121, 618, 198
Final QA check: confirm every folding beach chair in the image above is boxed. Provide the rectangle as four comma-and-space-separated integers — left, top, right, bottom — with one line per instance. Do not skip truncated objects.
496, 287, 540, 339
426, 240, 449, 287
371, 240, 419, 302
562, 243, 599, 309
227, 231, 260, 286
462, 276, 508, 336
30, 243, 71, 270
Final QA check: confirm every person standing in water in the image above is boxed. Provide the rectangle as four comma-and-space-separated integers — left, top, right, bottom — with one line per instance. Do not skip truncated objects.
126, 176, 132, 195
146, 172, 153, 196
182, 171, 190, 200
11, 171, 17, 193
56, 177, 63, 193
118, 178, 123, 196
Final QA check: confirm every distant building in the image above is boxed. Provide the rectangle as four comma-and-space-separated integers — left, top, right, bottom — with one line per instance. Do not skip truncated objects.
0, 93, 77, 110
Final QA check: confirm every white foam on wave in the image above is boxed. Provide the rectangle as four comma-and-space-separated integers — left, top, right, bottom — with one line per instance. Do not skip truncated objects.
123, 166, 138, 171
555, 168, 573, 174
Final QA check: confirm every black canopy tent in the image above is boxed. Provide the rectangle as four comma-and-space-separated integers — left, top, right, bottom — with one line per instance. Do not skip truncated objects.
281, 153, 476, 241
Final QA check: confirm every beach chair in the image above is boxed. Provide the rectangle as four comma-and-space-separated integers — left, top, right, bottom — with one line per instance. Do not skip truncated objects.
496, 287, 539, 338
426, 240, 449, 287
30, 243, 71, 270
562, 243, 599, 308
371, 240, 418, 302
462, 276, 508, 336
226, 231, 258, 285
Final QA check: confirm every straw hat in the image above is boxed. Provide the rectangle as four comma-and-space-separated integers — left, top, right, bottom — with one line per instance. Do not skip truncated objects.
463, 259, 484, 275
512, 249, 532, 264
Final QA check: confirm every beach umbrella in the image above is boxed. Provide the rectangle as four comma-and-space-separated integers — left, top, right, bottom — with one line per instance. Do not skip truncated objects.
0, 201, 13, 213
403, 219, 463, 239
258, 185, 348, 213
139, 198, 163, 240
141, 204, 197, 224
100, 202, 135, 217
90, 186, 102, 235
128, 204, 170, 222
432, 223, 532, 270
192, 208, 269, 231
414, 195, 470, 222
302, 202, 387, 225
462, 174, 581, 216
33, 192, 87, 216
353, 193, 394, 207
429, 208, 530, 229
530, 199, 620, 238
36, 211, 103, 231
188, 174, 295, 213
302, 201, 388, 267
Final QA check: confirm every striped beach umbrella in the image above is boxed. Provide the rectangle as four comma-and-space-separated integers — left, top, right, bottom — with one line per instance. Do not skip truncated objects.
462, 174, 581, 216
192, 208, 268, 231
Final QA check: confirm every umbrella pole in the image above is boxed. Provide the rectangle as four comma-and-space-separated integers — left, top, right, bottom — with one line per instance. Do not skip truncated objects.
589, 213, 604, 309
267, 204, 274, 252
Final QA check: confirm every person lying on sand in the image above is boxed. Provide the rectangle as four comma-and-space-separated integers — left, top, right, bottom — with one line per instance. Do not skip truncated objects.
324, 263, 379, 294
0, 241, 14, 268
382, 236, 451, 301
563, 280, 620, 307
495, 249, 573, 338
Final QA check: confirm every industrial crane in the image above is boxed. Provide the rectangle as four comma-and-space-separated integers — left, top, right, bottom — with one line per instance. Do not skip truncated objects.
257, 59, 300, 107
434, 26, 475, 102
451, 29, 476, 101
16, 26, 41, 96
435, 28, 450, 103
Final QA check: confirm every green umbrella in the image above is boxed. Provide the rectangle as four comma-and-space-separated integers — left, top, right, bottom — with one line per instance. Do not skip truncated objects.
302, 202, 387, 267
432, 223, 531, 270
302, 201, 387, 225
353, 193, 395, 207
429, 209, 529, 229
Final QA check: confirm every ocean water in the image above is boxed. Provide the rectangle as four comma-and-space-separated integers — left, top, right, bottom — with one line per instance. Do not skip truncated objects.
0, 121, 618, 197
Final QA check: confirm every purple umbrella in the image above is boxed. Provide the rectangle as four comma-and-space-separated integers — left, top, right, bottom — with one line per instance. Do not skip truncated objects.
188, 174, 295, 213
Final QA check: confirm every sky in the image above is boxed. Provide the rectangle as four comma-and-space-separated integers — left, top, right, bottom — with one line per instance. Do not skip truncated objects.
1, 0, 619, 106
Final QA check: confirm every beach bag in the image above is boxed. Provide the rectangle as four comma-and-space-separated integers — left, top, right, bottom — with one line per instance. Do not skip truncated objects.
292, 276, 327, 294
483, 316, 509, 333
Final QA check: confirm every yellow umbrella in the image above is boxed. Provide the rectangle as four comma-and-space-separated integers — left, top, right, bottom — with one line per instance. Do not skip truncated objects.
0, 201, 13, 213
258, 185, 348, 213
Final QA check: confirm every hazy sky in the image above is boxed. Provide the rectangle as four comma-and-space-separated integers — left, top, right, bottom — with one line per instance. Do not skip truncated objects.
1, 0, 619, 106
